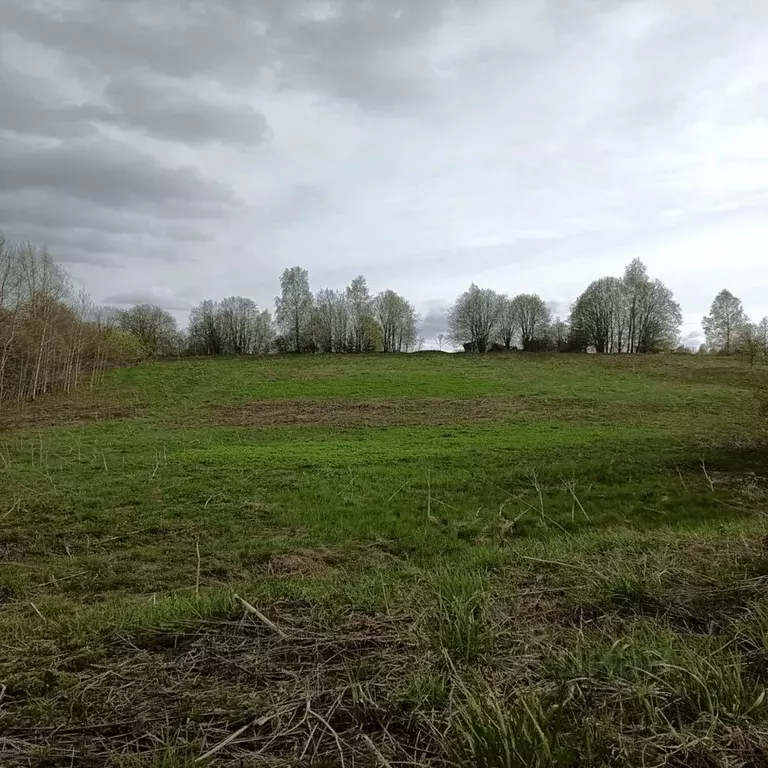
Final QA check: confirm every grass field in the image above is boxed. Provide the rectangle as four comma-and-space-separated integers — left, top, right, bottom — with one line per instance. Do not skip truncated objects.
1, 353, 768, 767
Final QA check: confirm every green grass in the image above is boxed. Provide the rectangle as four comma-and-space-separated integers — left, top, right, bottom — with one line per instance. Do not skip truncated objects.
1, 353, 767, 766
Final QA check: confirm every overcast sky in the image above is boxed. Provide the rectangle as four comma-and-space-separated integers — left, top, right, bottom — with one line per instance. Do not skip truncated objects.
2, 0, 767, 345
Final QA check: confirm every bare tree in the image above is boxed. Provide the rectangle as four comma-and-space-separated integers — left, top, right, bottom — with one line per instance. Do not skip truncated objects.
549, 317, 570, 352
447, 284, 504, 353
703, 289, 747, 354
118, 304, 180, 357
757, 317, 768, 354
374, 289, 418, 352
89, 305, 121, 333
436, 333, 445, 351
738, 323, 765, 368
570, 261, 681, 354
346, 275, 375, 352
188, 300, 222, 355
0, 232, 147, 402
570, 277, 624, 353
509, 293, 551, 351
622, 260, 682, 353
275, 266, 313, 352
0, 233, 24, 399
313, 288, 344, 353
495, 297, 517, 351
217, 296, 273, 355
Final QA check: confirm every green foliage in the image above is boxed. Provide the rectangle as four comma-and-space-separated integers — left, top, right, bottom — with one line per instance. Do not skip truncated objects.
430, 572, 494, 663
453, 691, 579, 768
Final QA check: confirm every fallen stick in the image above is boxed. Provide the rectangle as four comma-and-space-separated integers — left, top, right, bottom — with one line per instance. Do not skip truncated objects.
195, 711, 283, 763
361, 733, 393, 768
234, 594, 288, 639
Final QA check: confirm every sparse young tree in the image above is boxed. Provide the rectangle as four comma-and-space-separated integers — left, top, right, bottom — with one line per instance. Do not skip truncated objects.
436, 333, 445, 351
737, 323, 765, 368
549, 317, 570, 352
0, 232, 149, 402
447, 284, 504, 353
758, 317, 768, 353
703, 289, 747, 354
275, 266, 313, 352
509, 293, 551, 351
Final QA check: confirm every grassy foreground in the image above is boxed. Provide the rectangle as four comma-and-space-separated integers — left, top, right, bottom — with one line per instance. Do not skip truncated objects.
1, 353, 767, 767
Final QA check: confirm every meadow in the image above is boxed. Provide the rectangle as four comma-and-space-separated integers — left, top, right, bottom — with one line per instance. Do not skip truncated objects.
1, 353, 767, 767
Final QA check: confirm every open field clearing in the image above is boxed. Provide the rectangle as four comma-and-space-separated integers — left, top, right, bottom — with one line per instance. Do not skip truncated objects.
1, 353, 768, 767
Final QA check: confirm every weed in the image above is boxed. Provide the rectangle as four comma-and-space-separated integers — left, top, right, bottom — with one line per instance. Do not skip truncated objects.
430, 572, 495, 663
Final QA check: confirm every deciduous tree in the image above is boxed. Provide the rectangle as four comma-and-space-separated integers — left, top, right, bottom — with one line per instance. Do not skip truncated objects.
275, 266, 313, 352
447, 284, 504, 353
509, 293, 551, 351
703, 289, 747, 354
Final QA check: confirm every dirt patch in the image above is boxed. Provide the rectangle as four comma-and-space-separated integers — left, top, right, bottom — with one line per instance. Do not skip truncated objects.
0, 400, 145, 429
199, 396, 596, 428
244, 548, 343, 577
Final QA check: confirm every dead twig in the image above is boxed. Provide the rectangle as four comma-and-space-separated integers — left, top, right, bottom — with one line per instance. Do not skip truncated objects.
307, 703, 346, 768
701, 459, 715, 492
196, 717, 260, 763
95, 529, 148, 546
361, 733, 393, 768
235, 594, 288, 639
386, 478, 413, 502
195, 538, 201, 597
34, 570, 89, 589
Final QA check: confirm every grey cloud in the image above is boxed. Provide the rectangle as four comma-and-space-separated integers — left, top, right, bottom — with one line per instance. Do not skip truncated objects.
0, 74, 95, 139
103, 288, 196, 310
4, 0, 466, 110
81, 76, 270, 146
2, 1, 271, 81
419, 306, 450, 340
0, 137, 235, 211
2, 0, 767, 332
0, 189, 215, 266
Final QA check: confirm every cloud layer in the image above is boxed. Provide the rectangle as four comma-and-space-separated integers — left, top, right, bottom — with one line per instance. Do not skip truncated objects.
2, 0, 767, 342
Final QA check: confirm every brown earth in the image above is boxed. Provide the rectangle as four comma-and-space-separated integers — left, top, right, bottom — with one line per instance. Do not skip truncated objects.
198, 396, 601, 428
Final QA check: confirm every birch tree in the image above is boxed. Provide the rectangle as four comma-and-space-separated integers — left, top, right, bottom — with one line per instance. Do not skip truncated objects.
275, 266, 313, 352
374, 289, 418, 352
703, 290, 747, 354
346, 275, 375, 352
447, 284, 504, 353
509, 293, 551, 351
118, 304, 180, 357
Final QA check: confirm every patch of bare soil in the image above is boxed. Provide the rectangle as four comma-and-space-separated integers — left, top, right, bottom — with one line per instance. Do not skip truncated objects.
244, 548, 344, 577
201, 396, 588, 428
0, 400, 144, 429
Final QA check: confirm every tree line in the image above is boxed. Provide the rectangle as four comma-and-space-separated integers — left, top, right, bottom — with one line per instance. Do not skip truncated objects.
448, 259, 685, 354
1, 231, 766, 403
